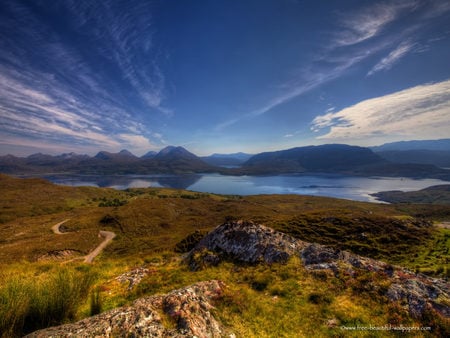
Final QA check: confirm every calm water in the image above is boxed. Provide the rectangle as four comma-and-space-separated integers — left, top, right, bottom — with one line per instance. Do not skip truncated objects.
39, 173, 448, 203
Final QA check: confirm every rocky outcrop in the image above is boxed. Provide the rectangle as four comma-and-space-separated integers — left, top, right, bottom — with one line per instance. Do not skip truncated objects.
187, 220, 307, 270
188, 220, 450, 319
26, 280, 227, 338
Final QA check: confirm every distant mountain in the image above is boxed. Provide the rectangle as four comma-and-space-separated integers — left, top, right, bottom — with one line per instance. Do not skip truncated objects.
202, 152, 253, 167
371, 139, 450, 168
1, 144, 449, 180
234, 144, 450, 180
375, 150, 450, 168
141, 150, 157, 159
147, 146, 214, 173
94, 149, 138, 161
241, 144, 385, 174
154, 146, 198, 161
371, 139, 450, 151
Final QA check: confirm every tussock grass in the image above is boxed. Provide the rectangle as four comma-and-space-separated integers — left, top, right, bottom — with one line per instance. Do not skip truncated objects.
0, 263, 97, 337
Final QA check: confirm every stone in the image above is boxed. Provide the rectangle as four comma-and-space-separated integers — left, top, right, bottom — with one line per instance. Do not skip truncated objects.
25, 280, 228, 338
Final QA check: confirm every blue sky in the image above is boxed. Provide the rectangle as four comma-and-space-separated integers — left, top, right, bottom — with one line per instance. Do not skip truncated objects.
0, 0, 449, 156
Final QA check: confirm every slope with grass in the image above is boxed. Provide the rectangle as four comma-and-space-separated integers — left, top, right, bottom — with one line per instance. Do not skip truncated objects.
0, 174, 449, 337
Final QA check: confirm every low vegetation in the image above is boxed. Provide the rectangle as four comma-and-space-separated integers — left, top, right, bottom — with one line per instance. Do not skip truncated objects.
0, 174, 449, 336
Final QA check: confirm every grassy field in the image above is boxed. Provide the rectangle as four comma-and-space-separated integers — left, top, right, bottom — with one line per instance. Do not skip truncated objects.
0, 174, 449, 337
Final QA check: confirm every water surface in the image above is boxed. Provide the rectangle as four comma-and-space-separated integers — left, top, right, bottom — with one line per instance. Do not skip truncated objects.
40, 173, 447, 203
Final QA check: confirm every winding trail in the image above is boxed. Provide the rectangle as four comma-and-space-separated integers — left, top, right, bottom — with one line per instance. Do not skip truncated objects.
83, 230, 116, 263
50, 219, 116, 263
51, 219, 70, 234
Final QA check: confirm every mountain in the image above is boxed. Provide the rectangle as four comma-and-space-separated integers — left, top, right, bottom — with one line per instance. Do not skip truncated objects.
1, 143, 450, 179
371, 139, 450, 151
375, 150, 450, 168
235, 144, 450, 179
201, 152, 253, 167
371, 139, 450, 168
94, 149, 138, 161
141, 150, 157, 159
146, 146, 214, 173
241, 144, 385, 174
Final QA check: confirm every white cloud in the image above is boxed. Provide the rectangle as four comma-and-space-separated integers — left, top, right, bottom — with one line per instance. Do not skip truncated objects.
118, 134, 156, 154
311, 79, 450, 144
368, 41, 415, 76
334, 1, 416, 47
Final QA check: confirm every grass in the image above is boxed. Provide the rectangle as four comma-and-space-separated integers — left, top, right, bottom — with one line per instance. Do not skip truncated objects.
0, 174, 449, 336
0, 263, 97, 337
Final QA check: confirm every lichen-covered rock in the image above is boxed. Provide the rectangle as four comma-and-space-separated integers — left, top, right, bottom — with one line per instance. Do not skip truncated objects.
187, 220, 307, 269
115, 267, 150, 290
188, 220, 450, 319
25, 280, 227, 338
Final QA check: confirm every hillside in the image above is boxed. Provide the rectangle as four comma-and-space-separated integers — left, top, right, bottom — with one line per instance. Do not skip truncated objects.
1, 174, 449, 336
372, 185, 450, 204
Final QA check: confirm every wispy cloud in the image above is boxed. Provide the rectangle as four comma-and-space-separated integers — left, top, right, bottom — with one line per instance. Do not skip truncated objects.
367, 40, 415, 76
0, 1, 168, 155
333, 1, 416, 47
310, 79, 450, 144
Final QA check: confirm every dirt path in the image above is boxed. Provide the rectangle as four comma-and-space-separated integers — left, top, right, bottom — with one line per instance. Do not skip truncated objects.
84, 230, 116, 263
50, 220, 116, 263
51, 219, 70, 234
436, 222, 450, 229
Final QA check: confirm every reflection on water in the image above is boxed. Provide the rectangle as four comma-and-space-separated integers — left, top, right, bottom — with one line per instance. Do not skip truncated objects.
42, 174, 202, 190
38, 173, 447, 202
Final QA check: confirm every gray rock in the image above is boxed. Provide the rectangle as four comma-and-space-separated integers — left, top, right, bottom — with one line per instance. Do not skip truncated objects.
25, 280, 227, 338
187, 220, 306, 269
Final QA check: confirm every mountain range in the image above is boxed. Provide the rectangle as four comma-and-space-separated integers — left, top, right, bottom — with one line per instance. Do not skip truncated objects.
370, 139, 450, 168
1, 142, 449, 180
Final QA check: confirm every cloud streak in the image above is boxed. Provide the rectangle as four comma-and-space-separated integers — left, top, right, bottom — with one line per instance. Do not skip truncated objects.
367, 40, 415, 76
311, 79, 450, 144
0, 1, 168, 155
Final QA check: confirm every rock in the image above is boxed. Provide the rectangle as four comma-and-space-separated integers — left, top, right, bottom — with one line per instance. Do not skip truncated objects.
115, 267, 150, 290
25, 280, 228, 338
188, 220, 450, 319
187, 220, 307, 269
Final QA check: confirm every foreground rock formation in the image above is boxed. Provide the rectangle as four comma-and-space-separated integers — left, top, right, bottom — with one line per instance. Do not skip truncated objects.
26, 280, 227, 338
188, 220, 450, 319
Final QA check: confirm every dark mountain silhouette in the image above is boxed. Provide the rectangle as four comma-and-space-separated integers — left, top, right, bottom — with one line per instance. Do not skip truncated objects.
94, 149, 138, 161
375, 150, 450, 168
371, 139, 450, 168
202, 152, 253, 167
0, 144, 449, 180
141, 150, 157, 158
241, 144, 385, 173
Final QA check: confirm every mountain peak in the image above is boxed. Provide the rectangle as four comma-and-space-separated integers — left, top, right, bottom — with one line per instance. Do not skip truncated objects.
118, 149, 136, 157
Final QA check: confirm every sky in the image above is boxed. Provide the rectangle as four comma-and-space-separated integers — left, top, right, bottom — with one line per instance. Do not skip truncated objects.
0, 0, 449, 157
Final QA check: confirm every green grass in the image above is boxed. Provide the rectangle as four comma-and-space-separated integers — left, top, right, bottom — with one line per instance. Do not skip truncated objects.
0, 263, 97, 337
